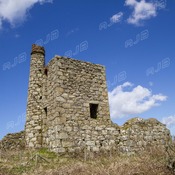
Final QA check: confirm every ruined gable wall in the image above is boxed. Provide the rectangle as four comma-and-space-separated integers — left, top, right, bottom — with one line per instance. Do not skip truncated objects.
119, 118, 171, 153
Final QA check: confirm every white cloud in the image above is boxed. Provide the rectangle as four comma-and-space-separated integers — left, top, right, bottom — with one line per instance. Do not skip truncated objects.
125, 0, 157, 25
162, 115, 175, 128
108, 82, 167, 119
0, 0, 52, 29
110, 12, 123, 23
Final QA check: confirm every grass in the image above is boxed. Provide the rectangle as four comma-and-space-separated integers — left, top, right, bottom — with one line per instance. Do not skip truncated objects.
0, 146, 174, 175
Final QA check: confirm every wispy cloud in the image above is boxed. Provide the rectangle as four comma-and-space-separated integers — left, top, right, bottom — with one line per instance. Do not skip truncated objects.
110, 12, 123, 23
125, 0, 157, 26
14, 34, 20, 38
162, 115, 175, 128
0, 0, 53, 29
108, 82, 167, 119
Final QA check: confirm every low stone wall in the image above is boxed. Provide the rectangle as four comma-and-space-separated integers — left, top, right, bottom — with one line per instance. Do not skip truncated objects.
0, 131, 25, 150
0, 118, 172, 153
48, 117, 171, 154
118, 118, 171, 153
48, 120, 120, 153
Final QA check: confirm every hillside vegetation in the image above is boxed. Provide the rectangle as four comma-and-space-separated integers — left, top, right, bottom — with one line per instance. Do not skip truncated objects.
0, 146, 175, 175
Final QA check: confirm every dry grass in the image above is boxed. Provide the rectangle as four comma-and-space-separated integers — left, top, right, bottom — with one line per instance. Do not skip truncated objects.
0, 147, 174, 175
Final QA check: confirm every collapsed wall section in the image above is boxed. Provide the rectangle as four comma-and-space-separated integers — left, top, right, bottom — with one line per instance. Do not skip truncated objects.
118, 118, 171, 153
0, 131, 25, 150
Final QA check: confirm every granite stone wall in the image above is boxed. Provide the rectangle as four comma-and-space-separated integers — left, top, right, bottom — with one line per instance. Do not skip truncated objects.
118, 118, 171, 153
0, 118, 171, 153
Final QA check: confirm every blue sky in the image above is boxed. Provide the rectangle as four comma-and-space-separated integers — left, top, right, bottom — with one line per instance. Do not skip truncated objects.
0, 0, 175, 139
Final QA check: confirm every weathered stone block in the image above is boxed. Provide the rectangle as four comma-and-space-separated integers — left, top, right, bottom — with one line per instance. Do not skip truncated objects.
56, 96, 66, 102
57, 132, 68, 139
57, 148, 66, 153
62, 141, 73, 147
86, 141, 95, 146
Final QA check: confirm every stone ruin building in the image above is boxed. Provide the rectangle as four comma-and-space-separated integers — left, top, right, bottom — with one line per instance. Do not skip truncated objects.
0, 44, 172, 153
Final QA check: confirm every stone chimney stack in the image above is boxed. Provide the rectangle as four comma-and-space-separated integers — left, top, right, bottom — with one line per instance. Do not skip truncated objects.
25, 44, 45, 148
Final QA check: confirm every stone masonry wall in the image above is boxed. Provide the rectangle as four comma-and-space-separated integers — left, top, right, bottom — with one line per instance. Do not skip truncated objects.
118, 118, 171, 153
47, 117, 171, 153
0, 118, 171, 153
